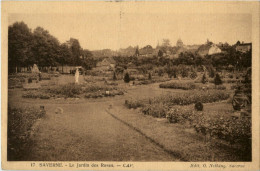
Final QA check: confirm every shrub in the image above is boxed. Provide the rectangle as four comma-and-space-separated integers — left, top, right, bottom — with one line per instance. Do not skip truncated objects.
142, 103, 169, 118
181, 69, 189, 78
113, 72, 117, 80
8, 106, 45, 160
216, 85, 226, 90
201, 73, 208, 84
166, 106, 194, 123
208, 66, 215, 78
195, 102, 203, 111
190, 70, 198, 79
28, 78, 32, 83
214, 73, 223, 85
148, 73, 152, 80
159, 82, 196, 90
166, 106, 251, 150
125, 100, 145, 109
124, 73, 130, 83
192, 113, 251, 147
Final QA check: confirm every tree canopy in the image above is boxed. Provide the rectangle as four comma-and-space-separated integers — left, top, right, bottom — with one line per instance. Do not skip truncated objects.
8, 21, 95, 72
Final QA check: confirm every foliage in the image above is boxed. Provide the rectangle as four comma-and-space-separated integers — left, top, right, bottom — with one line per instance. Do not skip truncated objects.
23, 83, 121, 99
85, 90, 124, 98
158, 50, 164, 57
207, 65, 215, 78
195, 102, 203, 111
8, 22, 34, 72
192, 113, 251, 147
166, 107, 251, 146
202, 73, 208, 84
45, 83, 82, 98
148, 72, 152, 80
142, 103, 169, 118
113, 72, 117, 80
166, 106, 194, 123
125, 100, 145, 109
190, 69, 198, 79
8, 106, 45, 160
8, 76, 25, 89
124, 72, 130, 83
22, 91, 51, 99
159, 82, 196, 90
214, 73, 223, 85
8, 22, 93, 73
153, 90, 230, 106
126, 90, 230, 114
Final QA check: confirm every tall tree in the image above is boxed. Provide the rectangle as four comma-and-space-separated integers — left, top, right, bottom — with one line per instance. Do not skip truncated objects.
135, 46, 140, 57
67, 38, 82, 66
82, 49, 96, 70
8, 22, 33, 72
58, 43, 73, 71
32, 27, 60, 67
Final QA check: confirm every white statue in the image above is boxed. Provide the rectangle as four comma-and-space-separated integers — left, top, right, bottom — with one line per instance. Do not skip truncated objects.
32, 64, 40, 73
75, 68, 79, 84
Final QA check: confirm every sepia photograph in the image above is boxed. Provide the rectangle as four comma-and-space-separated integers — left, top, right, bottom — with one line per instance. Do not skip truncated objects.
1, 1, 260, 170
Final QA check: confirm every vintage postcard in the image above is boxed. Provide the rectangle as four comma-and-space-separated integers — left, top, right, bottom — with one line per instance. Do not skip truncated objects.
1, 1, 260, 170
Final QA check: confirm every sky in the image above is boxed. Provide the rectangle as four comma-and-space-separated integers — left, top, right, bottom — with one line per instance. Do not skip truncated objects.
8, 13, 251, 51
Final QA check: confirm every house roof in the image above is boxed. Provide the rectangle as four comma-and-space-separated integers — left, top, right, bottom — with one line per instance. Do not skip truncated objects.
236, 43, 252, 47
103, 57, 116, 64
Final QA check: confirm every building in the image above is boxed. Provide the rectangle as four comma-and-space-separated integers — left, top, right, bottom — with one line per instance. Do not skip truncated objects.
176, 39, 184, 47
208, 44, 222, 55
197, 43, 222, 57
139, 45, 155, 57
236, 43, 252, 53
96, 57, 116, 71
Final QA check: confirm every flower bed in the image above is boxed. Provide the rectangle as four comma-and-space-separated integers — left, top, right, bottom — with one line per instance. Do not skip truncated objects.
8, 77, 25, 89
22, 83, 125, 99
134, 77, 170, 85
85, 90, 124, 98
8, 106, 45, 160
126, 90, 230, 110
153, 90, 230, 106
166, 107, 251, 149
159, 82, 196, 90
22, 91, 52, 99
197, 84, 226, 90
125, 99, 146, 109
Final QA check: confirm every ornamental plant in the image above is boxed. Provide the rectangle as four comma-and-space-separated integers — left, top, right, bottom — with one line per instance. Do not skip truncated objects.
124, 72, 130, 83
214, 73, 223, 85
